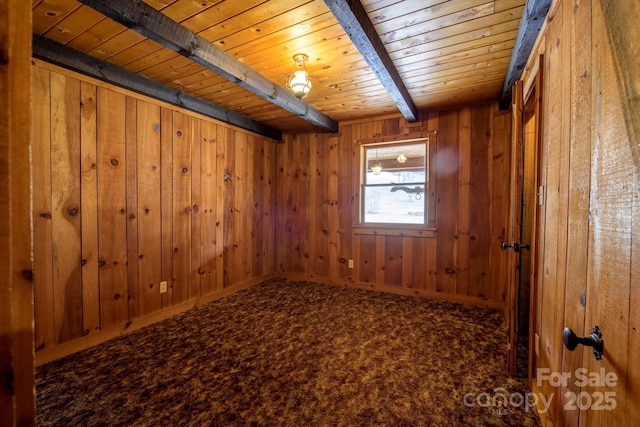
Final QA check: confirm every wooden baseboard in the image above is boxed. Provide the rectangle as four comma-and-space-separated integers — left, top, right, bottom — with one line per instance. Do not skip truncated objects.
37, 272, 503, 365
36, 274, 276, 366
280, 272, 505, 310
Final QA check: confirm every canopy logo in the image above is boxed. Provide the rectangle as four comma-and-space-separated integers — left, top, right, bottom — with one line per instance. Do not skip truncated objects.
462, 387, 548, 415
463, 368, 618, 415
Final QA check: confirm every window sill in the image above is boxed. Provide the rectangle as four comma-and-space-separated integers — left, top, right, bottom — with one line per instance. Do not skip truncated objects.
352, 225, 436, 238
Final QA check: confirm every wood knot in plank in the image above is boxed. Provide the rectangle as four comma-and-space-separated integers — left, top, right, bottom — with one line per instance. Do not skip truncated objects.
22, 269, 34, 282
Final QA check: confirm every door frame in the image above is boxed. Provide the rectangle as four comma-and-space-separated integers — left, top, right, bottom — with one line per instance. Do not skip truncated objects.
522, 55, 544, 386
506, 55, 544, 379
506, 80, 524, 375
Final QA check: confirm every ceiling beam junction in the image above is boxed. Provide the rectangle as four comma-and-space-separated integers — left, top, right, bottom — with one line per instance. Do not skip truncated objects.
323, 0, 418, 122
499, 0, 552, 109
32, 35, 283, 141
78, 0, 338, 133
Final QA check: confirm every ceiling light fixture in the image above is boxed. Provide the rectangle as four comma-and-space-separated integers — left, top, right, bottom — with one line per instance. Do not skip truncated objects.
287, 53, 312, 99
371, 150, 382, 175
396, 154, 407, 163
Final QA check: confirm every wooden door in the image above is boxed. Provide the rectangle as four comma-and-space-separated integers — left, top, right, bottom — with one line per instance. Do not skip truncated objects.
535, 1, 639, 425
506, 64, 543, 379
579, 2, 639, 425
506, 80, 524, 375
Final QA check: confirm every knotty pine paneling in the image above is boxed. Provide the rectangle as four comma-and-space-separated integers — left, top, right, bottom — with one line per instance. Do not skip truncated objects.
32, 64, 54, 351
199, 120, 218, 295
79, 81, 100, 335
532, 2, 567, 420
556, 0, 590, 423
32, 60, 276, 362
2, 1, 34, 422
171, 111, 193, 305
276, 105, 512, 307
136, 100, 162, 317
50, 71, 83, 343
126, 97, 140, 321
97, 87, 129, 330
435, 110, 461, 296
468, 106, 492, 299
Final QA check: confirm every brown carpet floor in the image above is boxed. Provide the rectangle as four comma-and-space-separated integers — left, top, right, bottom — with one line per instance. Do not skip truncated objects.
36, 278, 541, 426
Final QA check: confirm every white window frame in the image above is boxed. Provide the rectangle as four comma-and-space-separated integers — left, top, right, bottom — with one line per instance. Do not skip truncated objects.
354, 133, 437, 235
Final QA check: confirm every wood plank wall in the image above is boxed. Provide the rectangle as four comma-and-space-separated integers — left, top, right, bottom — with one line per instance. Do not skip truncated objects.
32, 60, 276, 363
523, 0, 639, 425
1, 0, 35, 423
276, 104, 512, 307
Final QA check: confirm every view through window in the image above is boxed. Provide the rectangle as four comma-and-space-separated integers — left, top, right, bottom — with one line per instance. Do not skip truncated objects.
361, 139, 428, 225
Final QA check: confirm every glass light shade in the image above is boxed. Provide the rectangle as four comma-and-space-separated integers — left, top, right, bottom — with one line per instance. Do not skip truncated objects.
371, 161, 382, 175
289, 70, 312, 99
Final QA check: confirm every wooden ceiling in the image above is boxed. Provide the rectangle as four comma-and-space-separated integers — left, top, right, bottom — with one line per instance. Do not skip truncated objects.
32, 0, 530, 136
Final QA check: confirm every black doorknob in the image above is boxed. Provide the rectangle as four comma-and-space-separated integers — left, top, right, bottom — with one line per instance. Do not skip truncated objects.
562, 326, 604, 360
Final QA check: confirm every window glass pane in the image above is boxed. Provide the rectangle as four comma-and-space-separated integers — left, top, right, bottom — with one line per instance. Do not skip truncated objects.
363, 185, 425, 224
365, 143, 426, 185
362, 139, 429, 225
366, 169, 425, 185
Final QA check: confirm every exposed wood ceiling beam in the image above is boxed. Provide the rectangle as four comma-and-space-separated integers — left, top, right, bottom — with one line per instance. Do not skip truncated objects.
78, 0, 338, 133
499, 0, 552, 109
323, 0, 418, 122
32, 35, 283, 141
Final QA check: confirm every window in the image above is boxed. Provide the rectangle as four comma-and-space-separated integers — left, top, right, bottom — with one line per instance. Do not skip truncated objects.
360, 138, 431, 226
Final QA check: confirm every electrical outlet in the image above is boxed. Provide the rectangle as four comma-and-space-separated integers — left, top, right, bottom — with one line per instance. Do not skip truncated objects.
348, 259, 354, 269
160, 280, 168, 293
